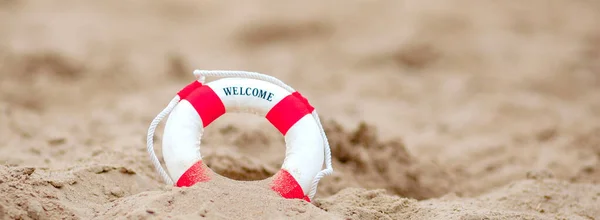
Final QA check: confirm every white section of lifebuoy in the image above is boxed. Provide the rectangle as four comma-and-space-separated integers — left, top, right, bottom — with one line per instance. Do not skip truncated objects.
162, 78, 324, 196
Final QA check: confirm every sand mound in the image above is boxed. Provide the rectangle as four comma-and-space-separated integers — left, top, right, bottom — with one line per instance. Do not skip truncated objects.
0, 164, 155, 219
98, 176, 334, 220
3, 164, 598, 219
319, 121, 452, 200
318, 179, 600, 220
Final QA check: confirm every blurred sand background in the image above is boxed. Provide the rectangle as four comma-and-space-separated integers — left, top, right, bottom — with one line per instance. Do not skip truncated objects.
1, 0, 599, 219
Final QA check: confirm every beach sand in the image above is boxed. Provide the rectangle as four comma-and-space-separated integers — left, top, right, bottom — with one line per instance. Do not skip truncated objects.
1, 0, 599, 219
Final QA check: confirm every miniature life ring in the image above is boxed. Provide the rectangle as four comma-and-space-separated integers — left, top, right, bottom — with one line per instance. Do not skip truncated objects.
153, 71, 330, 202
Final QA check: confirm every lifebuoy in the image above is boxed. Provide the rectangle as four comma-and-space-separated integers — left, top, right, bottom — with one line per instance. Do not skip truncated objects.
147, 70, 333, 202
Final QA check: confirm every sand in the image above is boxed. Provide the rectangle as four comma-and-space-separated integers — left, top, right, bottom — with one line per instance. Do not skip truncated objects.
1, 0, 599, 219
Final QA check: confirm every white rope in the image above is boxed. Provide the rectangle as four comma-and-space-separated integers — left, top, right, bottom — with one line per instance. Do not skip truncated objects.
146, 96, 179, 185
146, 70, 333, 201
193, 70, 294, 92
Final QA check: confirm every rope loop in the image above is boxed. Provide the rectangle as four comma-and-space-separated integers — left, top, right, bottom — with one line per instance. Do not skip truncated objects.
146, 70, 333, 201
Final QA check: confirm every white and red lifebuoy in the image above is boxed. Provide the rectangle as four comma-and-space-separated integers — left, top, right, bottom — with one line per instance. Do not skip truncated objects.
148, 71, 332, 202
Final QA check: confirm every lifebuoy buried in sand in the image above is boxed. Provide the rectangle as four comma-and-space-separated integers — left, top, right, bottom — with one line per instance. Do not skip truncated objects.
147, 70, 333, 202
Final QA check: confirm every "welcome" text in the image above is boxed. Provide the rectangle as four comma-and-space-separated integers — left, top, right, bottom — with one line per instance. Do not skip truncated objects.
223, 87, 274, 102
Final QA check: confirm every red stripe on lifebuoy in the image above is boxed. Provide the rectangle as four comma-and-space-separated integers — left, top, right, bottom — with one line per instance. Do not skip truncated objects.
176, 160, 211, 187
177, 81, 202, 99
266, 92, 314, 135
271, 169, 310, 202
185, 86, 225, 127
